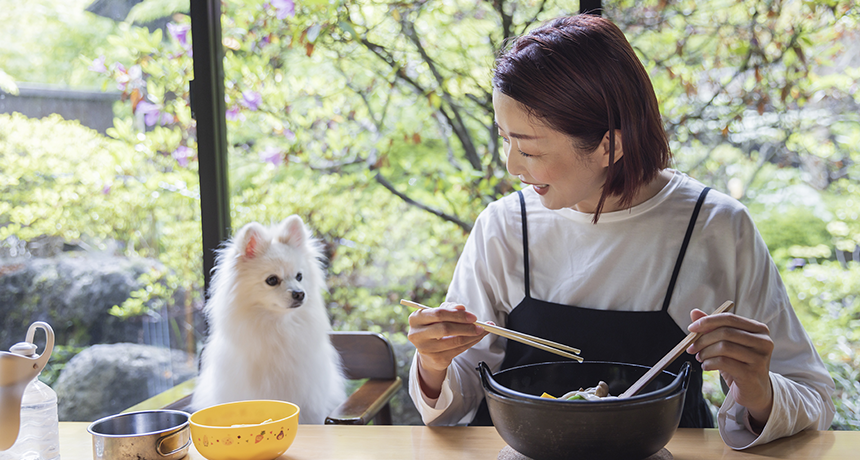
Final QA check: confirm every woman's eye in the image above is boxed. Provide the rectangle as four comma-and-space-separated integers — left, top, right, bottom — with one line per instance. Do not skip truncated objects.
296, 272, 303, 282
265, 275, 280, 286
519, 150, 533, 158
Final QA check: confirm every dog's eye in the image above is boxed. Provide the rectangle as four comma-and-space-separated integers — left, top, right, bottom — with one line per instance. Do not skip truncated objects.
265, 275, 280, 286
295, 272, 303, 282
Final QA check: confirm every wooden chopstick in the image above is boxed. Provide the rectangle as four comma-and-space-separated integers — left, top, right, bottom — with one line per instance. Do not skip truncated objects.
400, 299, 583, 362
618, 300, 735, 399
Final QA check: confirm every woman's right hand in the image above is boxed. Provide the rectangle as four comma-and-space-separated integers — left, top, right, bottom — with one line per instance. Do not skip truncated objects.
407, 302, 489, 399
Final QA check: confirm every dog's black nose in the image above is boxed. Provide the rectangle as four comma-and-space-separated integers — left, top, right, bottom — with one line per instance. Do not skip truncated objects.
292, 290, 305, 302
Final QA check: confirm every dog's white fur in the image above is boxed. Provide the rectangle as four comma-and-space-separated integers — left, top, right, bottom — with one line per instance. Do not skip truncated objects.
191, 215, 346, 424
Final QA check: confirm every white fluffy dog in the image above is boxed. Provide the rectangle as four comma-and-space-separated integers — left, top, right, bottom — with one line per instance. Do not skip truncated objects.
191, 215, 346, 424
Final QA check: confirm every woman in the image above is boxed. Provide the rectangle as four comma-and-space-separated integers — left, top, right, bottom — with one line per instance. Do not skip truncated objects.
406, 14, 834, 449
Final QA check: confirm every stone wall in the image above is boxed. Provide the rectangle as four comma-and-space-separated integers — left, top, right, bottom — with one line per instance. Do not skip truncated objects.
0, 83, 119, 134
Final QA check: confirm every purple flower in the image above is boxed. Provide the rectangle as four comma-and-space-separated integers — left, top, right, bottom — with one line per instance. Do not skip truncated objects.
270, 0, 295, 19
102, 183, 112, 195
241, 91, 262, 111
136, 101, 160, 126
168, 23, 191, 49
283, 128, 296, 141
172, 145, 193, 167
252, 35, 272, 52
113, 63, 128, 90
136, 101, 171, 127
226, 106, 245, 121
259, 146, 283, 166
89, 56, 108, 74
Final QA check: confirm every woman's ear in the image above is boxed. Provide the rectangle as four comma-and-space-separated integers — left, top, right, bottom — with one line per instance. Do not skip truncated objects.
599, 130, 624, 168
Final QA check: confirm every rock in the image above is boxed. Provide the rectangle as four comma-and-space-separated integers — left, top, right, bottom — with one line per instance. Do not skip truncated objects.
0, 254, 178, 350
54, 343, 196, 422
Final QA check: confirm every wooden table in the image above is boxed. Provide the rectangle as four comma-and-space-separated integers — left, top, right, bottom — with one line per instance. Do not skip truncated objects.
60, 422, 859, 459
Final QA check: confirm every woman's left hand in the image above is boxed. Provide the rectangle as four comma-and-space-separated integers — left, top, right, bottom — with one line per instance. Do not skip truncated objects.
686, 309, 775, 430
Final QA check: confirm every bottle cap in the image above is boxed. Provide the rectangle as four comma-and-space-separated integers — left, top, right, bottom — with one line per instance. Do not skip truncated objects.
10, 342, 38, 357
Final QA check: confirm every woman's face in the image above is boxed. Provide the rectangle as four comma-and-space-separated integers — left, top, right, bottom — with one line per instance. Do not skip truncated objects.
493, 89, 609, 212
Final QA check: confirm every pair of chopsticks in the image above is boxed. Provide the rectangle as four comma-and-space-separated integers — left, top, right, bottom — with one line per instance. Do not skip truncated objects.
400, 299, 583, 362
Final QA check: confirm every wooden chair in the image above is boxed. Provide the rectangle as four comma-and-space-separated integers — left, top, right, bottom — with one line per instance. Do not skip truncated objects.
123, 331, 403, 425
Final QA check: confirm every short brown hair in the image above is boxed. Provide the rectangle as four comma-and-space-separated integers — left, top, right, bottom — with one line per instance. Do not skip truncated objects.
493, 15, 670, 221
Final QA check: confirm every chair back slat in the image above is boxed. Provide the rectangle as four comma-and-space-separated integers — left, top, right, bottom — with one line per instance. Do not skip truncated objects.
329, 331, 397, 380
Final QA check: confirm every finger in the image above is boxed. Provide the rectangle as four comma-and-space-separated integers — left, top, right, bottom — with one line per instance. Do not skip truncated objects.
694, 340, 770, 370
426, 334, 488, 357
700, 355, 772, 411
408, 317, 487, 351
413, 327, 488, 354
688, 324, 774, 357
721, 371, 735, 388
415, 334, 489, 372
408, 304, 477, 327
688, 312, 769, 336
689, 308, 708, 323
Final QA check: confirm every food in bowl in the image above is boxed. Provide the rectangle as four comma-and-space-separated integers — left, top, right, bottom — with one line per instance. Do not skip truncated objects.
540, 380, 616, 400
189, 400, 299, 460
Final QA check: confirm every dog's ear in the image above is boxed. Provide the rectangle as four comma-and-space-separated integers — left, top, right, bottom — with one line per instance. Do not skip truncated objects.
234, 222, 270, 259
275, 215, 307, 248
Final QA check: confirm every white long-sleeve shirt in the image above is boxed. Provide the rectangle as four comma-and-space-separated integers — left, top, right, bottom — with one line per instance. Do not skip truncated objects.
409, 170, 835, 449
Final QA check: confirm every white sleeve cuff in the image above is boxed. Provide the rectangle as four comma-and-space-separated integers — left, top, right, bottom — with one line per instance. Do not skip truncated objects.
717, 373, 782, 449
408, 354, 457, 425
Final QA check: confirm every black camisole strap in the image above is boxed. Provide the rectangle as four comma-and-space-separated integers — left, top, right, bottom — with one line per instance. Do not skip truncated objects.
661, 187, 711, 312
517, 190, 530, 298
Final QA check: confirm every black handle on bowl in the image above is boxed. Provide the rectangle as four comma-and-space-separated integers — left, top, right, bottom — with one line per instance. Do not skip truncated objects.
478, 361, 545, 401
477, 361, 508, 396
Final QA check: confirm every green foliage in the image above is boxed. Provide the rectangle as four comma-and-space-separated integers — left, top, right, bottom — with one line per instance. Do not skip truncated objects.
1, 113, 143, 243
785, 262, 860, 346
0, 0, 120, 87
753, 207, 832, 267
127, 0, 190, 24
785, 260, 860, 430
0, 113, 203, 317
4, 0, 859, 427
828, 357, 860, 430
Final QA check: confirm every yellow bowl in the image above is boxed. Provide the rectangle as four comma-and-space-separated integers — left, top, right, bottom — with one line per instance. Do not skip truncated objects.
189, 400, 299, 460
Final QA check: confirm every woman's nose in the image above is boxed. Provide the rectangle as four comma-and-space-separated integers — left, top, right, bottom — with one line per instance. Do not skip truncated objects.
505, 143, 522, 177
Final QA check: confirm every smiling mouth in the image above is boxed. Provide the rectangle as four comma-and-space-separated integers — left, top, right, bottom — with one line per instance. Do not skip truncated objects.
522, 180, 548, 189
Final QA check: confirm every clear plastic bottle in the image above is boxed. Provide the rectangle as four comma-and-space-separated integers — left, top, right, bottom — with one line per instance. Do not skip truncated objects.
0, 342, 60, 460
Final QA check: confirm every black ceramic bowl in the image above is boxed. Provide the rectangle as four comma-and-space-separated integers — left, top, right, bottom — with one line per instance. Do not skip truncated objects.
479, 361, 691, 460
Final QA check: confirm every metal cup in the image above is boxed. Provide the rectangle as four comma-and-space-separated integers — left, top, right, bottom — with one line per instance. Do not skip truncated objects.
87, 410, 191, 460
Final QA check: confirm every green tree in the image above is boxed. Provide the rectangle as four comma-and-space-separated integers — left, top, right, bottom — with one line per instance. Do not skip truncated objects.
3, 0, 858, 426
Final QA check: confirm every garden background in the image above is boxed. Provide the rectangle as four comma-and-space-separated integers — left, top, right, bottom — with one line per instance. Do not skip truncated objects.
1, 0, 858, 427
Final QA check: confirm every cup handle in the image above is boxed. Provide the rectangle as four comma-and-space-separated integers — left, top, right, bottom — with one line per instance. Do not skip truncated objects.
26, 321, 55, 371
157, 430, 191, 457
